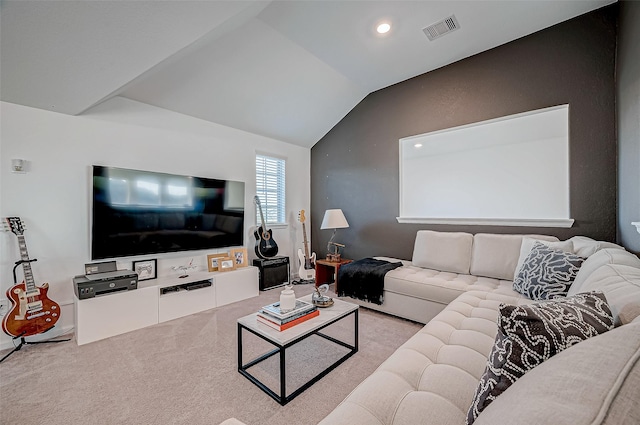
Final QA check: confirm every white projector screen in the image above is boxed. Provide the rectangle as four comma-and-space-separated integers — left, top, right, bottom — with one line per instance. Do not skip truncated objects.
398, 105, 574, 227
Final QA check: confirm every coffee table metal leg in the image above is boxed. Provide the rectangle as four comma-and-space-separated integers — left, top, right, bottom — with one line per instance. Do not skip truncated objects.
355, 309, 359, 351
237, 323, 243, 371
280, 345, 286, 404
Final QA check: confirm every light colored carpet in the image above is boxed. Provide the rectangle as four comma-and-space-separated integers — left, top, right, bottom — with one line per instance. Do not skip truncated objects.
0, 284, 422, 425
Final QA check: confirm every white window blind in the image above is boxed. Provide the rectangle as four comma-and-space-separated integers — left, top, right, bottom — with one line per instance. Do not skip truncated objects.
255, 154, 286, 225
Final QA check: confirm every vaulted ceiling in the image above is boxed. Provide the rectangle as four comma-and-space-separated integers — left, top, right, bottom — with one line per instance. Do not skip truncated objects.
0, 0, 615, 148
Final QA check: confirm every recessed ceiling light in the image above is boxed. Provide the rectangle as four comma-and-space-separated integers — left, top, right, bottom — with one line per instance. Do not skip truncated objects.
414, 143, 423, 148
377, 22, 391, 34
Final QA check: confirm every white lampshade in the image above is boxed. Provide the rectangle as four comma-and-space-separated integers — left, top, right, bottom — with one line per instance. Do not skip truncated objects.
320, 209, 349, 230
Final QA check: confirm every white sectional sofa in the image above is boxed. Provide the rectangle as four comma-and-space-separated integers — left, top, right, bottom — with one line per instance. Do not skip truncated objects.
349, 231, 603, 324
224, 231, 640, 425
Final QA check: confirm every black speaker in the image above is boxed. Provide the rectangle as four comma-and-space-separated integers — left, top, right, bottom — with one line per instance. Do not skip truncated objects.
253, 257, 290, 291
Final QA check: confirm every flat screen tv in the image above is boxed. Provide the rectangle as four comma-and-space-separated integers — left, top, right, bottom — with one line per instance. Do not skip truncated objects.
91, 165, 245, 260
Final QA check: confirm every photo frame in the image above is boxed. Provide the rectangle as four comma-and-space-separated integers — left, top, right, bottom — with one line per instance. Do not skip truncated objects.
132, 259, 157, 281
207, 253, 229, 272
218, 257, 236, 272
230, 247, 248, 268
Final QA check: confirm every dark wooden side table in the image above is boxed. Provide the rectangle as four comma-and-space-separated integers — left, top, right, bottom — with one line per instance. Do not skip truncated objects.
315, 259, 352, 292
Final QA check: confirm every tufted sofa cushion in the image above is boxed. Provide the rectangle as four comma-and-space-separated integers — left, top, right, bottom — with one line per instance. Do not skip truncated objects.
318, 291, 532, 425
385, 266, 525, 306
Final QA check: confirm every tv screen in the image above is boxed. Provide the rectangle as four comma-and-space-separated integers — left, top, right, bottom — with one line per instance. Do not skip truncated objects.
91, 165, 245, 260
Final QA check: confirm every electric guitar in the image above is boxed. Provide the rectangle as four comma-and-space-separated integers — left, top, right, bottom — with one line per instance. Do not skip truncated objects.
2, 217, 61, 338
253, 196, 278, 259
297, 210, 316, 280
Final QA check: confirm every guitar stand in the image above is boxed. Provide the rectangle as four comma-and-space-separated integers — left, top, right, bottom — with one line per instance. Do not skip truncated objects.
12, 258, 37, 284
0, 259, 71, 364
0, 327, 70, 363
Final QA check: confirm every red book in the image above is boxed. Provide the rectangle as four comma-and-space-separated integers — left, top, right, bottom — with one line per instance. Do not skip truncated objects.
257, 309, 320, 331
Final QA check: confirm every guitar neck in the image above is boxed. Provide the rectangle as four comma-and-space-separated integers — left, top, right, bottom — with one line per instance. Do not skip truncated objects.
16, 234, 37, 292
259, 205, 267, 230
302, 222, 310, 260
254, 196, 268, 230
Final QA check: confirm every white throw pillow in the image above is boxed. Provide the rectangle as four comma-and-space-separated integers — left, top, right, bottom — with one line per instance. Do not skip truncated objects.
513, 237, 574, 281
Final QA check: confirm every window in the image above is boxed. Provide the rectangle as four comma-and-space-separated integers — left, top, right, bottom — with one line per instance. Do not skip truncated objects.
255, 154, 286, 225
398, 105, 573, 228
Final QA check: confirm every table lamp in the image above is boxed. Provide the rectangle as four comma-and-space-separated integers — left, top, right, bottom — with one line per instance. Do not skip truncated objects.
320, 209, 349, 261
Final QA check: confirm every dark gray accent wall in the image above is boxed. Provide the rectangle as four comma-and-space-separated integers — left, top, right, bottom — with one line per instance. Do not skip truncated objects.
311, 5, 618, 261
617, 0, 640, 254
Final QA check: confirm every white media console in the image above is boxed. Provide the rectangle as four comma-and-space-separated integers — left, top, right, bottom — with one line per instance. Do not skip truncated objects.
74, 266, 258, 345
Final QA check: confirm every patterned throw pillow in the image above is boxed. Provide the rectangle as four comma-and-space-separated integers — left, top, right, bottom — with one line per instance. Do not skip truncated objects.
466, 292, 614, 425
513, 241, 584, 300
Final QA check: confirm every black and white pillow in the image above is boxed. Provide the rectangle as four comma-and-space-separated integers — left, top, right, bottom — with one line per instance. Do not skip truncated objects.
513, 241, 584, 300
466, 292, 614, 425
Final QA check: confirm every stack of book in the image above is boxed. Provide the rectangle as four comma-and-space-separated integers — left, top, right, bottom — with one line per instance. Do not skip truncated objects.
257, 299, 319, 331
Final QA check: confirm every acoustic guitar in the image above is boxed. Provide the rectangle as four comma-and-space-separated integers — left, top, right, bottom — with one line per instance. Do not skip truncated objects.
297, 210, 316, 280
2, 217, 61, 338
253, 196, 279, 259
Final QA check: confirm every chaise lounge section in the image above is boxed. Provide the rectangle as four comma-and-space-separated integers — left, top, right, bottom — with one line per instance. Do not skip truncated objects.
342, 231, 620, 324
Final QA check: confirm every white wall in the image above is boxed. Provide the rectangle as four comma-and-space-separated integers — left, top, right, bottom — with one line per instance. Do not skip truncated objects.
617, 1, 640, 253
0, 97, 310, 348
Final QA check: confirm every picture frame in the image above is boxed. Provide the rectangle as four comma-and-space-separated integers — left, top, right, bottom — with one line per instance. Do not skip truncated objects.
132, 259, 157, 281
207, 253, 229, 272
218, 257, 236, 272
230, 247, 248, 268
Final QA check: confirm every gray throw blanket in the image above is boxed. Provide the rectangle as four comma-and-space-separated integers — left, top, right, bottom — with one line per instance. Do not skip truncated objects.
337, 257, 403, 305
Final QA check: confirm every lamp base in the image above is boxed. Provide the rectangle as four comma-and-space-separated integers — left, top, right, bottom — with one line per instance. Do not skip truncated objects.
326, 253, 342, 262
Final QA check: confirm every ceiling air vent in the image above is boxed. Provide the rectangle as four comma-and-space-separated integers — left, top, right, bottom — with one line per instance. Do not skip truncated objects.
423, 15, 460, 41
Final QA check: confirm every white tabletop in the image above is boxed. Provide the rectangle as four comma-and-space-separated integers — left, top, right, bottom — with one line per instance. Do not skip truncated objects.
237, 294, 358, 346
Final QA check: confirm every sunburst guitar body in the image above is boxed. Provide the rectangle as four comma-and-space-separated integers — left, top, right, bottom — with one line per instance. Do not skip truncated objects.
2, 217, 61, 338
